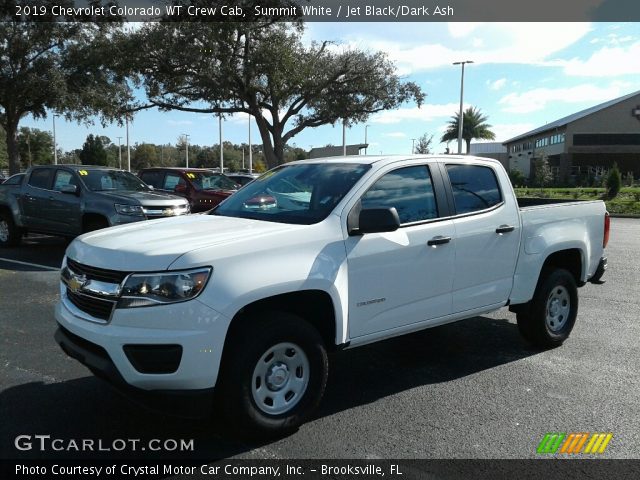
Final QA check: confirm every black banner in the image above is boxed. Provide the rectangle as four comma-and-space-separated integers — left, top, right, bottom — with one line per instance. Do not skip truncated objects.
5, 0, 640, 22
3, 459, 640, 480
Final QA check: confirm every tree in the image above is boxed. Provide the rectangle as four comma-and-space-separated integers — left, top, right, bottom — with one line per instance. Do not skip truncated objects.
414, 133, 433, 154
533, 155, 553, 188
606, 163, 622, 199
18, 128, 54, 167
132, 143, 158, 171
0, 6, 133, 174
440, 107, 496, 154
79, 135, 108, 166
128, 22, 424, 168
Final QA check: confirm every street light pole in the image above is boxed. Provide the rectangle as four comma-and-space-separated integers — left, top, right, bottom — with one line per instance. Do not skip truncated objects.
364, 125, 370, 155
412, 138, 416, 154
52, 114, 59, 165
116, 136, 122, 169
182, 134, 190, 168
453, 60, 474, 154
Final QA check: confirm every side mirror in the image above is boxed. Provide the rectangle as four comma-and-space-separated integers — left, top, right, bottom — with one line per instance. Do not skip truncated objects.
60, 184, 79, 195
351, 207, 400, 235
174, 184, 187, 194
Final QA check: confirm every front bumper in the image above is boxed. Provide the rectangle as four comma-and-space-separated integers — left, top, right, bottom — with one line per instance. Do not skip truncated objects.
55, 326, 213, 417
55, 285, 230, 393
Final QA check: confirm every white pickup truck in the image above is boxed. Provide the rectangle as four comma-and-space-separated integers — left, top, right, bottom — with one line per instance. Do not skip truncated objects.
54, 156, 609, 436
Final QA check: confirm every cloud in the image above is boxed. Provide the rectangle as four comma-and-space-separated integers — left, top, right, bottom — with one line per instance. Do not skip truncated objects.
167, 120, 194, 126
384, 132, 407, 138
559, 41, 640, 77
486, 123, 536, 143
336, 23, 591, 74
498, 84, 628, 114
371, 103, 461, 124
488, 78, 507, 91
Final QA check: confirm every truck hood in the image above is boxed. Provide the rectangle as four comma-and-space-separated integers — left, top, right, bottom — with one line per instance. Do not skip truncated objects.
93, 190, 187, 205
66, 214, 303, 272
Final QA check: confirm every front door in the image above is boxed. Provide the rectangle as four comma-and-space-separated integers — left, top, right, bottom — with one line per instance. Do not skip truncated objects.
345, 164, 455, 339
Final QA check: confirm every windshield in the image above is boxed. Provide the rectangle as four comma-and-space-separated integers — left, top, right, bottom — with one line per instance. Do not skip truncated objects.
188, 172, 238, 191
211, 163, 370, 225
81, 170, 149, 192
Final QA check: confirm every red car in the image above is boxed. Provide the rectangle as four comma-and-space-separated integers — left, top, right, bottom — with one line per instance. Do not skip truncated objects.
139, 168, 238, 213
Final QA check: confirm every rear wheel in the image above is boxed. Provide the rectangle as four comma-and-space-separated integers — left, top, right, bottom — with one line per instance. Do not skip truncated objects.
0, 211, 22, 247
517, 268, 578, 349
217, 312, 328, 438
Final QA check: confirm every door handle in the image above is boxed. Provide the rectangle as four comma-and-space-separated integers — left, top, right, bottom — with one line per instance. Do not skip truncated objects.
496, 225, 515, 234
427, 235, 452, 246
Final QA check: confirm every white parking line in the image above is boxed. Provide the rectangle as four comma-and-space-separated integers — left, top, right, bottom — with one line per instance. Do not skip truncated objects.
0, 257, 60, 271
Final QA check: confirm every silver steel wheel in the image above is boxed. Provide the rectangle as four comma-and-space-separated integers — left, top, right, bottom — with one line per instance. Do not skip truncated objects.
545, 285, 571, 332
251, 342, 310, 415
0, 219, 9, 242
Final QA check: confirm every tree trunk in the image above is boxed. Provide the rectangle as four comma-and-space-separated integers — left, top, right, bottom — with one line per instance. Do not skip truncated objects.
465, 138, 472, 155
254, 115, 281, 169
4, 117, 21, 175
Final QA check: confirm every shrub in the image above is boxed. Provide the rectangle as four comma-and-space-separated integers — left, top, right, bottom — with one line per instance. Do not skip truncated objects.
606, 164, 622, 199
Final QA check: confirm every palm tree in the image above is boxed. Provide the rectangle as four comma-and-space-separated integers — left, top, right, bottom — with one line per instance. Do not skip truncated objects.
441, 106, 496, 154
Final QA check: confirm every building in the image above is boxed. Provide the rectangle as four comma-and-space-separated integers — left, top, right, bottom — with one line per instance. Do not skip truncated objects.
503, 90, 640, 182
469, 142, 508, 170
309, 144, 368, 159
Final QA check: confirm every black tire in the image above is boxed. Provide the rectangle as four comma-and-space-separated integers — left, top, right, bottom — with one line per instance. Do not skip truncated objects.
517, 268, 578, 349
217, 312, 328, 438
0, 211, 22, 247
83, 217, 109, 233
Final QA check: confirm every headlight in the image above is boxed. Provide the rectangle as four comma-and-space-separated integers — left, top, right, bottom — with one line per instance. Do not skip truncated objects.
118, 267, 212, 308
115, 204, 144, 216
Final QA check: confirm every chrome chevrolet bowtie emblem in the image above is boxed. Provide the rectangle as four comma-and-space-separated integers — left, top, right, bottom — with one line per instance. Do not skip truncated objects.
67, 272, 88, 293
162, 208, 174, 216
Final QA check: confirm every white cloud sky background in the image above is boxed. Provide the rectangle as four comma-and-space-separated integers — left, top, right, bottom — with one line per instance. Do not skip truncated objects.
24, 22, 640, 157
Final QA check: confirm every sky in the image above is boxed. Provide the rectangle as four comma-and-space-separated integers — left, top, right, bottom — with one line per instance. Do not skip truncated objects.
22, 21, 640, 156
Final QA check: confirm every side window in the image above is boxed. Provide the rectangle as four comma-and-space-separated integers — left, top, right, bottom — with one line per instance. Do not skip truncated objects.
140, 171, 164, 189
163, 173, 185, 191
27, 169, 54, 190
361, 166, 438, 224
446, 164, 502, 215
53, 171, 79, 191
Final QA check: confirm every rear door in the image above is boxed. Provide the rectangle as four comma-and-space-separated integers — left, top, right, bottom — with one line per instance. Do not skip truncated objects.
21, 168, 55, 230
345, 162, 456, 339
443, 163, 520, 312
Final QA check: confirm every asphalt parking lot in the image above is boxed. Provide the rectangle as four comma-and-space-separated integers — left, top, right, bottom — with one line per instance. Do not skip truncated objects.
0, 218, 638, 464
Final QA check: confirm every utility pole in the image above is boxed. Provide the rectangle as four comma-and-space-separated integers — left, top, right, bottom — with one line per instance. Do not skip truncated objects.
412, 138, 416, 154
126, 114, 131, 171
342, 119, 347, 156
364, 125, 370, 155
116, 136, 122, 169
248, 113, 252, 174
52, 115, 59, 165
453, 60, 474, 154
219, 114, 224, 172
182, 134, 190, 168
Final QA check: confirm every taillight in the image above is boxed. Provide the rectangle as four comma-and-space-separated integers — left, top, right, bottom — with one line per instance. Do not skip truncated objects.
603, 212, 610, 248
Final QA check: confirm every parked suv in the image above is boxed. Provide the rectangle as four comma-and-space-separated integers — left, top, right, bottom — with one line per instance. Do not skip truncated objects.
139, 168, 238, 213
0, 165, 189, 247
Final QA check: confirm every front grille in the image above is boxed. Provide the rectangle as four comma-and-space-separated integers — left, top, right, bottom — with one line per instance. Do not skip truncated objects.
66, 288, 117, 321
67, 258, 129, 284
142, 204, 190, 218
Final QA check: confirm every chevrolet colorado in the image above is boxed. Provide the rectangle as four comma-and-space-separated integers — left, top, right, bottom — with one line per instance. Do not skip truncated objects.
0, 165, 190, 246
54, 156, 609, 436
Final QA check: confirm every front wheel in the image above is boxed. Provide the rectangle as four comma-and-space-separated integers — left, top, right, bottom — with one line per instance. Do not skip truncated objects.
0, 211, 22, 247
517, 268, 578, 349
217, 312, 328, 438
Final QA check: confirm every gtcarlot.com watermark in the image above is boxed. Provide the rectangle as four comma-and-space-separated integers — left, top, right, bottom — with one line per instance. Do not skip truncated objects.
14, 435, 194, 452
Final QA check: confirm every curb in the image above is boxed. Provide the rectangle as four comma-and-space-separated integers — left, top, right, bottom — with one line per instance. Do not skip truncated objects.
609, 214, 640, 219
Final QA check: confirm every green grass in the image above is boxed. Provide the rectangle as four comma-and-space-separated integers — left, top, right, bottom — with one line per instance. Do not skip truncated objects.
514, 187, 640, 215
